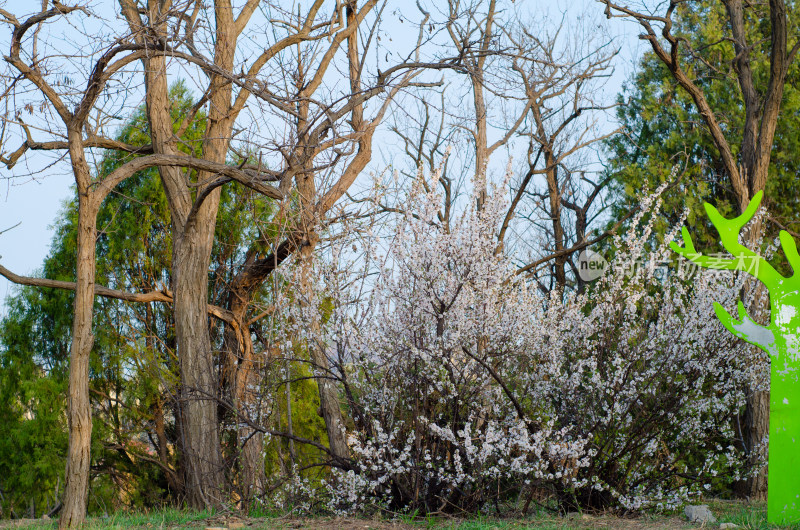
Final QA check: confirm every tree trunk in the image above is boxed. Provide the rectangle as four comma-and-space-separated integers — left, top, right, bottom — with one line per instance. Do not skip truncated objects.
174, 219, 224, 508
599, 0, 791, 500
137, 31, 226, 507
60, 190, 98, 529
238, 349, 266, 506
735, 209, 770, 500
171, 13, 241, 503
738, 385, 769, 500
545, 154, 567, 288
240, 429, 265, 503
221, 293, 266, 505
311, 343, 349, 461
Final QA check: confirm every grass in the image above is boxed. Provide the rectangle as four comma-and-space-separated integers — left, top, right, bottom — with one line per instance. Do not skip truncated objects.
708, 499, 800, 530
0, 508, 213, 529
3, 500, 800, 529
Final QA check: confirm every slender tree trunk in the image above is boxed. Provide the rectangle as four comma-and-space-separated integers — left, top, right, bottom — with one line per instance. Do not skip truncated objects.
544, 152, 566, 288
236, 345, 266, 504
221, 293, 266, 504
738, 386, 770, 499
60, 155, 99, 528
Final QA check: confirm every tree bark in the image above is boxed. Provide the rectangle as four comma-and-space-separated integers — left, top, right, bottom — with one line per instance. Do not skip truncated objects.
60, 127, 101, 528
221, 292, 266, 504
737, 384, 770, 499
543, 151, 567, 288
59, 193, 98, 529
173, 222, 225, 508
140, 46, 225, 506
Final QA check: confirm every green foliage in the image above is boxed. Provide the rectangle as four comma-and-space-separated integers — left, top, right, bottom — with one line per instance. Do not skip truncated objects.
606, 0, 800, 249
0, 288, 69, 517
0, 79, 298, 515
263, 355, 329, 481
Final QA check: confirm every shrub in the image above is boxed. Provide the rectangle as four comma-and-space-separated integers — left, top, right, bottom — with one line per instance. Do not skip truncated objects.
284, 168, 755, 515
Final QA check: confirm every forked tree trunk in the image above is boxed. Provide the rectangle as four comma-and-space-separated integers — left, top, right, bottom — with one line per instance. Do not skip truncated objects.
171, 16, 239, 503
118, 0, 226, 505
600, 0, 791, 500
137, 30, 226, 507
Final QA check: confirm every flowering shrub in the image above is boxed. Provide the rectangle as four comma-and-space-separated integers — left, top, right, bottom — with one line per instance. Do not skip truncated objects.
532, 197, 757, 511
280, 167, 756, 515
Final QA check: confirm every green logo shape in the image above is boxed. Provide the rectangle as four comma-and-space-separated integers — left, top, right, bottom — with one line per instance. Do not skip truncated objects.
671, 191, 800, 524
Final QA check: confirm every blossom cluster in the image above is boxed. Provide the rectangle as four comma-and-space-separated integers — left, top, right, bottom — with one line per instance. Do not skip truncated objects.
275, 166, 760, 514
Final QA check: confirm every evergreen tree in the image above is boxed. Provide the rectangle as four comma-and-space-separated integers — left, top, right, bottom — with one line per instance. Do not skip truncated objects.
606, 1, 800, 251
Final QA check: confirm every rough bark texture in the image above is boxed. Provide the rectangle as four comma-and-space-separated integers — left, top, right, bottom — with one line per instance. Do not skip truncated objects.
221, 292, 266, 503
739, 386, 770, 499
60, 127, 100, 529
59, 193, 97, 529
171, 3, 242, 507
235, 333, 266, 502
122, 0, 239, 505
142, 45, 225, 506
173, 223, 224, 507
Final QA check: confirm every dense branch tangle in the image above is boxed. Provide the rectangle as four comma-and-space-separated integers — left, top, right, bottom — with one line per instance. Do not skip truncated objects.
115, 0, 426, 512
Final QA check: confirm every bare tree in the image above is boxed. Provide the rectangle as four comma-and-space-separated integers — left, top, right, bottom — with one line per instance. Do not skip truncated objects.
213, 3, 446, 500
599, 0, 799, 498
389, 2, 622, 291
113, 0, 444, 505
505, 21, 620, 290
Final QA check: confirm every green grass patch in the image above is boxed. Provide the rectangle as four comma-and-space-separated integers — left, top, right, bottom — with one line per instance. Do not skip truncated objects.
3, 500, 800, 529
